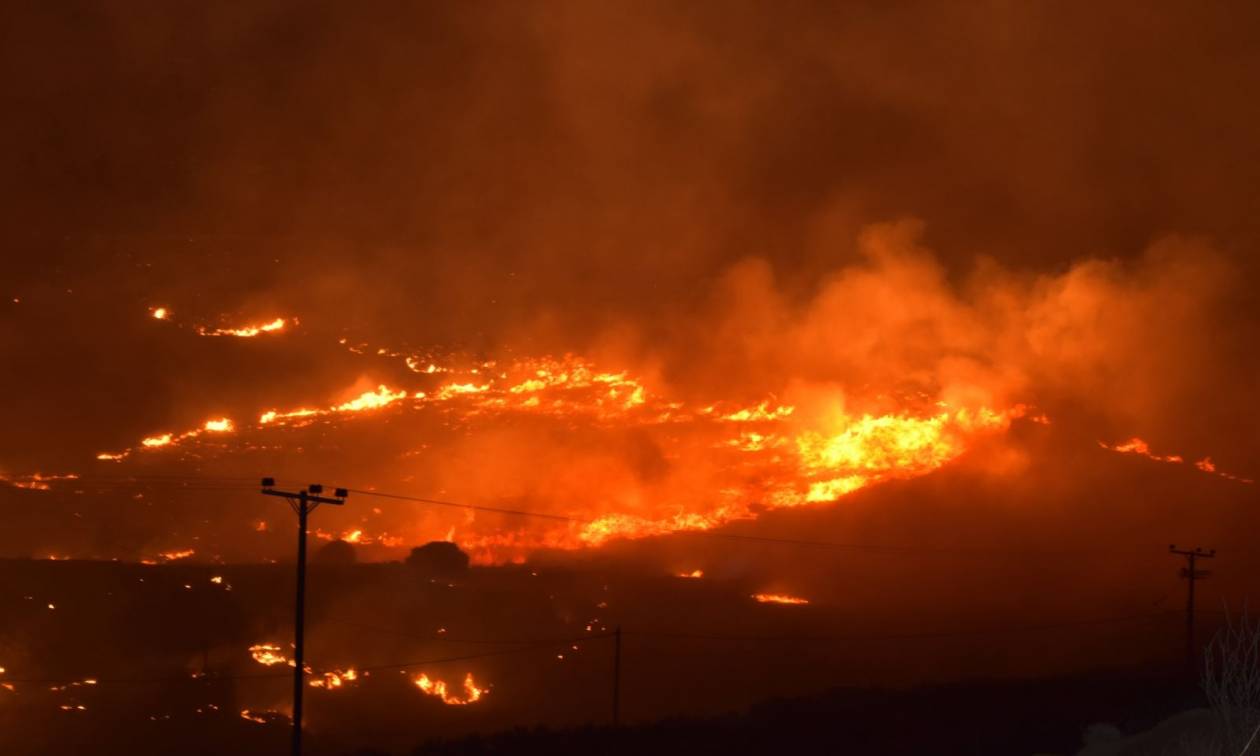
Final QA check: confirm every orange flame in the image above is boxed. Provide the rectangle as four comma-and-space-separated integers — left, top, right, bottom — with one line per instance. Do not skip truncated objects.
3, 472, 79, 491
752, 593, 810, 605
309, 668, 358, 689
196, 317, 289, 337
1101, 437, 1252, 483
248, 644, 289, 666
413, 672, 487, 705
141, 433, 174, 448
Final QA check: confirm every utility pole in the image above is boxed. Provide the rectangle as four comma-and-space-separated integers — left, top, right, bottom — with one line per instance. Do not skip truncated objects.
1169, 544, 1214, 672
261, 479, 348, 756
612, 625, 622, 727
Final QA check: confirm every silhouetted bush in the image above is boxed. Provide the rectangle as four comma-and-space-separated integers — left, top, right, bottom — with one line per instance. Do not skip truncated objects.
315, 539, 357, 565
405, 541, 469, 576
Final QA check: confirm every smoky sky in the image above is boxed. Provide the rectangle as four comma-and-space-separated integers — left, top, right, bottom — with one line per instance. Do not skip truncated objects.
3, 1, 1259, 473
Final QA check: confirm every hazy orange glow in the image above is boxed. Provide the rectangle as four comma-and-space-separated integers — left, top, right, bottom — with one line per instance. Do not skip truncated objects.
413, 672, 487, 705
151, 307, 168, 320
752, 593, 810, 605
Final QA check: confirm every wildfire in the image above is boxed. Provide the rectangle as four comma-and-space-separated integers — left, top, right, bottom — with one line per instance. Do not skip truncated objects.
54, 340, 1253, 566
752, 593, 810, 605
158, 549, 195, 562
677, 569, 704, 579
151, 307, 168, 320
413, 672, 487, 705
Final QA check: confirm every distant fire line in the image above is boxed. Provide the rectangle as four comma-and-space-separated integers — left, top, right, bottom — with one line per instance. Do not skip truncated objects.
1099, 437, 1253, 484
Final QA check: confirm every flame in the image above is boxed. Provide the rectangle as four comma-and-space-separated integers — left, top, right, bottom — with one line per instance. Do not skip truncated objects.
197, 317, 289, 337
69, 348, 1245, 564
1101, 437, 1252, 483
752, 593, 810, 605
335, 386, 408, 412
240, 709, 287, 724
141, 433, 173, 448
158, 549, 194, 561
248, 644, 289, 666
3, 472, 79, 491
309, 668, 358, 689
258, 385, 407, 427
677, 569, 704, 579
151, 307, 168, 320
413, 672, 487, 705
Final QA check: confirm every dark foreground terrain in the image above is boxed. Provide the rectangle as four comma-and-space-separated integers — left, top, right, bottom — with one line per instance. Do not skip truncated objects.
0, 557, 1214, 755
401, 673, 1197, 756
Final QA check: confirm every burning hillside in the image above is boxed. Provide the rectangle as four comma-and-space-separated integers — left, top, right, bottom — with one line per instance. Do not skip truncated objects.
1, 224, 1253, 566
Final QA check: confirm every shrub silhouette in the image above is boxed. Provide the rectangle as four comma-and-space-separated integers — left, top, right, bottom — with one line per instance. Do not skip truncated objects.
314, 539, 357, 565
406, 541, 470, 576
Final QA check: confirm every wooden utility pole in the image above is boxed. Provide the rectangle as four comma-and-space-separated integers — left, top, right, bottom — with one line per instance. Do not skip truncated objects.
1169, 544, 1215, 671
612, 625, 622, 727
261, 479, 348, 756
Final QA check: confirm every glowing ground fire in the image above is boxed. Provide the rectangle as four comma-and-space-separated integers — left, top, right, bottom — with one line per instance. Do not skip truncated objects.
752, 593, 811, 605
413, 672, 487, 705
10, 338, 1246, 566
1099, 437, 1253, 484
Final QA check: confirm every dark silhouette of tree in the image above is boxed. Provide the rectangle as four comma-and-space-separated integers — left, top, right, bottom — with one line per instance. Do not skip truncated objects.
314, 539, 357, 565
405, 541, 469, 576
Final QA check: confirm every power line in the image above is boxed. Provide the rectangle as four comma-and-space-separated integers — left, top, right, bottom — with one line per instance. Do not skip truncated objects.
623, 611, 1178, 643
0, 611, 1180, 687
322, 618, 603, 647
342, 485, 1148, 558
342, 488, 578, 522
7, 472, 1204, 558
0, 634, 606, 686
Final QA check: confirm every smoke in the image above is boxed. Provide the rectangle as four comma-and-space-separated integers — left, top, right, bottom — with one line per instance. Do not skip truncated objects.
0, 0, 1258, 565
653, 220, 1240, 445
